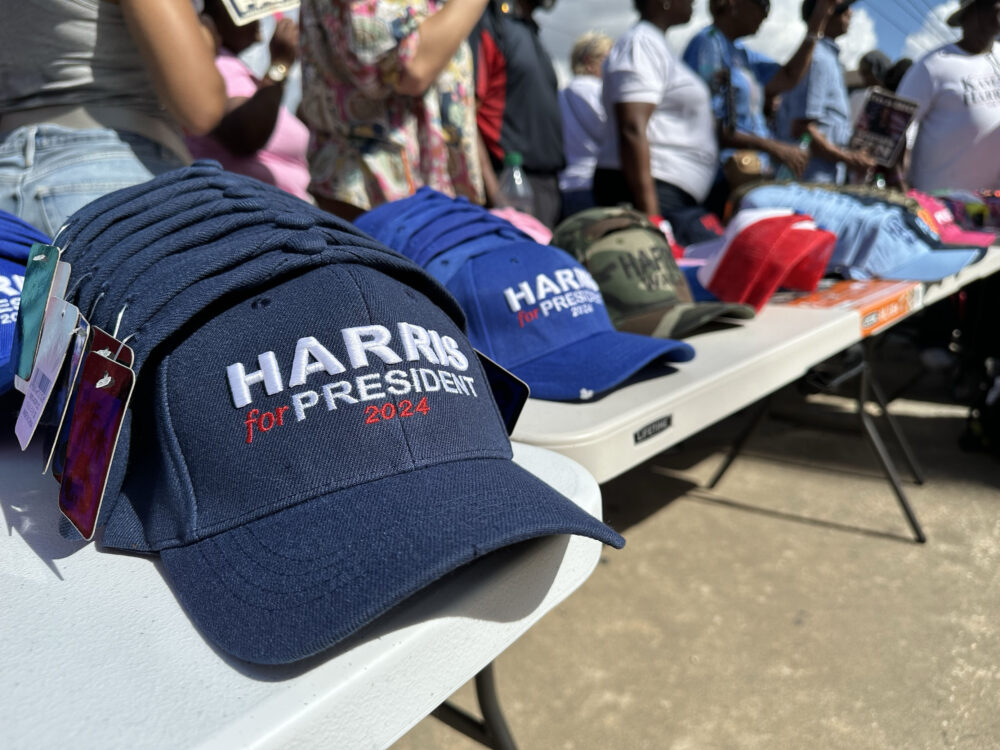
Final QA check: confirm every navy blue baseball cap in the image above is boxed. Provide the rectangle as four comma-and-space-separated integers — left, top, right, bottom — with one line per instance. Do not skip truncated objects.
444, 244, 695, 401
56, 162, 398, 314
100, 260, 623, 664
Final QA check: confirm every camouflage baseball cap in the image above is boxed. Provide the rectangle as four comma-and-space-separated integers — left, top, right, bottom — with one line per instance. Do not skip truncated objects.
552, 207, 754, 338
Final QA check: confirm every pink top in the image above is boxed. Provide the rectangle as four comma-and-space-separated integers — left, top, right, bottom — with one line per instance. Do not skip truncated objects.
186, 51, 313, 203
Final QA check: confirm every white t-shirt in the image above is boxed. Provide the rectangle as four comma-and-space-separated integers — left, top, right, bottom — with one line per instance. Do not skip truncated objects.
597, 21, 718, 202
558, 75, 606, 192
897, 42, 1000, 192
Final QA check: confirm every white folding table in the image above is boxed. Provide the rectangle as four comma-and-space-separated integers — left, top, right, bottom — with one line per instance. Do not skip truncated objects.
512, 246, 1000, 543
0, 437, 605, 750
513, 304, 861, 484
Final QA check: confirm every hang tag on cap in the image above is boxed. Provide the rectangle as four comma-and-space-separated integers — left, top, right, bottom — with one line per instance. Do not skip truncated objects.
474, 349, 530, 435
50, 326, 133, 483
58, 351, 135, 540
88, 325, 135, 368
12, 244, 62, 390
41, 318, 91, 476
15, 297, 80, 450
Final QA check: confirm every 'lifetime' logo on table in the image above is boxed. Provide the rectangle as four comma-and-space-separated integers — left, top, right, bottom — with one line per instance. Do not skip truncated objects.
634, 415, 672, 445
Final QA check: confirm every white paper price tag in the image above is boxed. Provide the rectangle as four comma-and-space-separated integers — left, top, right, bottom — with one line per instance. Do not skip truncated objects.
15, 297, 80, 450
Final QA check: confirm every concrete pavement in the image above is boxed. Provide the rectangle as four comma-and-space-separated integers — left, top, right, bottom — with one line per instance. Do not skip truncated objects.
394, 344, 1000, 750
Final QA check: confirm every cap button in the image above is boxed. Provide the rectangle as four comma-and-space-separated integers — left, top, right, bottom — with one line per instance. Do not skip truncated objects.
222, 186, 257, 199
190, 159, 223, 173
274, 214, 318, 230
284, 231, 327, 255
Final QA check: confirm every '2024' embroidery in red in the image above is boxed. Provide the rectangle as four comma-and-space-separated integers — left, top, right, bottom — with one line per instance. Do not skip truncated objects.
364, 397, 430, 424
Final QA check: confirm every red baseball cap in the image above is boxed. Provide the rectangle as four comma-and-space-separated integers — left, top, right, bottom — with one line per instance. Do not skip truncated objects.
691, 209, 835, 311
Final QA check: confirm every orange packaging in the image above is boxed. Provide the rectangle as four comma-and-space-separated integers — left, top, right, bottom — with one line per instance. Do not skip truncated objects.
785, 280, 924, 337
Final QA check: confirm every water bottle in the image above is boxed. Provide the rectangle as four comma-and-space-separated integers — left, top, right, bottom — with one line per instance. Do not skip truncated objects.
497, 151, 535, 216
774, 133, 812, 181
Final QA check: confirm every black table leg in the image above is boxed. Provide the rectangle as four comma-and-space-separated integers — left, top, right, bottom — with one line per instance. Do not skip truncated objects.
431, 662, 518, 749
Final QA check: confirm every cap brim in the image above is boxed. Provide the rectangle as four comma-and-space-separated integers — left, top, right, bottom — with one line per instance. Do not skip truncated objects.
875, 246, 984, 281
615, 301, 755, 339
159, 457, 623, 665
508, 328, 694, 401
936, 226, 997, 248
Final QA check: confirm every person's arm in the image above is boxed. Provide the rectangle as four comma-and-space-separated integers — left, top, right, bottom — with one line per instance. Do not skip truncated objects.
763, 0, 836, 97
395, 0, 490, 96
792, 119, 876, 172
616, 101, 658, 215
211, 19, 299, 156
477, 131, 506, 207
119, 0, 226, 135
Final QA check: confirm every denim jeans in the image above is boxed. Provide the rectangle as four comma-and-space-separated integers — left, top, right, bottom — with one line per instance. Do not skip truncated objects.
0, 125, 185, 238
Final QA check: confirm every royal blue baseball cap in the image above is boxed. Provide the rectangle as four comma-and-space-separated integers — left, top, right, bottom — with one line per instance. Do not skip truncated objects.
98, 260, 623, 664
0, 255, 26, 395
444, 244, 695, 401
0, 210, 49, 263
353, 188, 530, 268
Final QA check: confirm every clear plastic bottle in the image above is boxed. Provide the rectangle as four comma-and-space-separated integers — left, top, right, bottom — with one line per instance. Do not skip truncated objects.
774, 133, 812, 181
497, 151, 535, 216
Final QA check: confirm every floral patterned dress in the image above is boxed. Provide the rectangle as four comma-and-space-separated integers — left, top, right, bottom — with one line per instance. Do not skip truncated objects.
300, 0, 484, 210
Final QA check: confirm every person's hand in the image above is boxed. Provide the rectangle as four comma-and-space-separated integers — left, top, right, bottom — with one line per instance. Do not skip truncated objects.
269, 18, 299, 67
842, 149, 877, 172
805, 0, 836, 37
770, 141, 810, 178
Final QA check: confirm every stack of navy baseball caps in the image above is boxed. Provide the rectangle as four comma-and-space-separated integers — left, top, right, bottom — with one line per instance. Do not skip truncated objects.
12, 162, 624, 664
356, 189, 696, 401
1, 210, 49, 395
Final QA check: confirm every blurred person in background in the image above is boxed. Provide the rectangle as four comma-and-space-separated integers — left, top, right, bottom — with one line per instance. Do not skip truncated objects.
0, 0, 225, 236
470, 0, 565, 228
896, 0, 1000, 192
188, 0, 312, 202
299, 0, 486, 220
777, 0, 876, 183
683, 0, 836, 201
883, 57, 912, 93
558, 31, 612, 219
848, 49, 891, 124
592, 0, 721, 245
